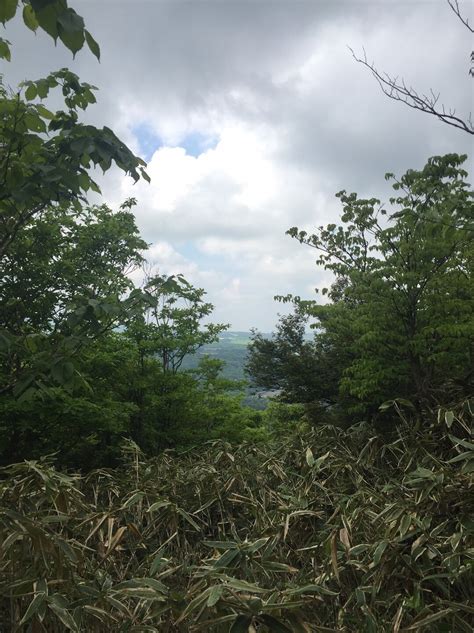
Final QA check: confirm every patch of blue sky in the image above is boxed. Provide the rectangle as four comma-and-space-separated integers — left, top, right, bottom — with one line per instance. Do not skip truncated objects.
132, 123, 218, 162
179, 131, 218, 157
131, 123, 163, 162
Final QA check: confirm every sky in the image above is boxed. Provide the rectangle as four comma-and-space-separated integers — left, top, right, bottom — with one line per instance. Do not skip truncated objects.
2, 0, 473, 331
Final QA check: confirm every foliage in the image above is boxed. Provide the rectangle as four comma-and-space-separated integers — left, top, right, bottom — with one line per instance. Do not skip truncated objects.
134, 274, 229, 374
246, 308, 345, 419
0, 0, 100, 62
266, 154, 474, 419
1, 200, 146, 335
0, 0, 149, 398
0, 402, 472, 631
0, 70, 148, 261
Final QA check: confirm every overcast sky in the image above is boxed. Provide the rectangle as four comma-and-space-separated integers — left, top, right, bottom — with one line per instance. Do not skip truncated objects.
3, 0, 473, 330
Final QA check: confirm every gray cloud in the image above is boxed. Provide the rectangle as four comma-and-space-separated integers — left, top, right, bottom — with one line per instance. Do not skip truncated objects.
2, 0, 472, 330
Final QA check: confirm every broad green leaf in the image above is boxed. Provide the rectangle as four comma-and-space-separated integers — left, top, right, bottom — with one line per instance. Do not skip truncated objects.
0, 38, 11, 61
23, 4, 39, 31
85, 29, 100, 60
33, 3, 60, 40
0, 0, 17, 24
57, 8, 85, 55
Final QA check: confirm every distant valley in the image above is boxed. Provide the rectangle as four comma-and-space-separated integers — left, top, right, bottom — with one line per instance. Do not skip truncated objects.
181, 331, 254, 382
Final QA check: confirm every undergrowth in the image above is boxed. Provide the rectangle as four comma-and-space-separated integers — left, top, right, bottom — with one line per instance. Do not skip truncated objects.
0, 400, 473, 632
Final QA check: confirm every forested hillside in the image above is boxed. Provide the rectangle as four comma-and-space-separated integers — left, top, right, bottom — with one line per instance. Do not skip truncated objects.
181, 332, 252, 381
0, 1, 472, 632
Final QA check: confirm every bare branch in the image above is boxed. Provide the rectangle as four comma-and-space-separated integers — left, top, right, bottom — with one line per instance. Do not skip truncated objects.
349, 47, 474, 135
447, 0, 474, 33
447, 0, 474, 75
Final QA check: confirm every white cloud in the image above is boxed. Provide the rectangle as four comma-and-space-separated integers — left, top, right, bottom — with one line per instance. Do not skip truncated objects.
4, 0, 472, 330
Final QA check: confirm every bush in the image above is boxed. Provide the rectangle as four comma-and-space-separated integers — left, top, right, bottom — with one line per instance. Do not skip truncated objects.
1, 400, 472, 631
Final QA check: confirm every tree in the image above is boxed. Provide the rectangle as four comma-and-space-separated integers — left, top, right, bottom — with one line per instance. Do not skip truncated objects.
351, 0, 474, 135
288, 154, 473, 417
123, 275, 230, 447
0, 199, 148, 468
136, 274, 228, 375
246, 292, 353, 426
1, 200, 146, 336
0, 71, 149, 261
0, 1, 150, 398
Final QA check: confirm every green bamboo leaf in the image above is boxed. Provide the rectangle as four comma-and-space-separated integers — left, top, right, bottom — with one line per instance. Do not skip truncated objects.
213, 548, 240, 569
19, 593, 46, 625
206, 584, 223, 607
230, 615, 253, 633
373, 540, 388, 565
259, 615, 292, 633
224, 577, 267, 593
48, 603, 79, 632
401, 608, 453, 630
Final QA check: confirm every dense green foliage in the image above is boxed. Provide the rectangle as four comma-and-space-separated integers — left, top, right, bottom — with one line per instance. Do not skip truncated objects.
0, 2, 264, 469
248, 155, 473, 423
1, 402, 472, 631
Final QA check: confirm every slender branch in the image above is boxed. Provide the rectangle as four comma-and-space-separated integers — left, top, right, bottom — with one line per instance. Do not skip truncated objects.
349, 47, 474, 135
447, 0, 474, 33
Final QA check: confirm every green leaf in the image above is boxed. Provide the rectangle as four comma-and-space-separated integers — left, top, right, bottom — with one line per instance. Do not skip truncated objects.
224, 577, 267, 594
402, 608, 453, 630
85, 29, 100, 61
259, 615, 292, 633
285, 584, 339, 597
147, 500, 172, 512
33, 3, 60, 40
213, 548, 240, 569
203, 540, 238, 550
25, 83, 37, 100
246, 537, 269, 553
57, 8, 85, 55
48, 602, 79, 632
36, 79, 49, 99
230, 615, 252, 633
0, 0, 17, 24
305, 447, 315, 467
35, 104, 54, 119
0, 38, 11, 61
19, 593, 46, 625
23, 4, 39, 31
373, 540, 388, 565
444, 410, 454, 427
57, 7, 84, 33
206, 585, 223, 607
